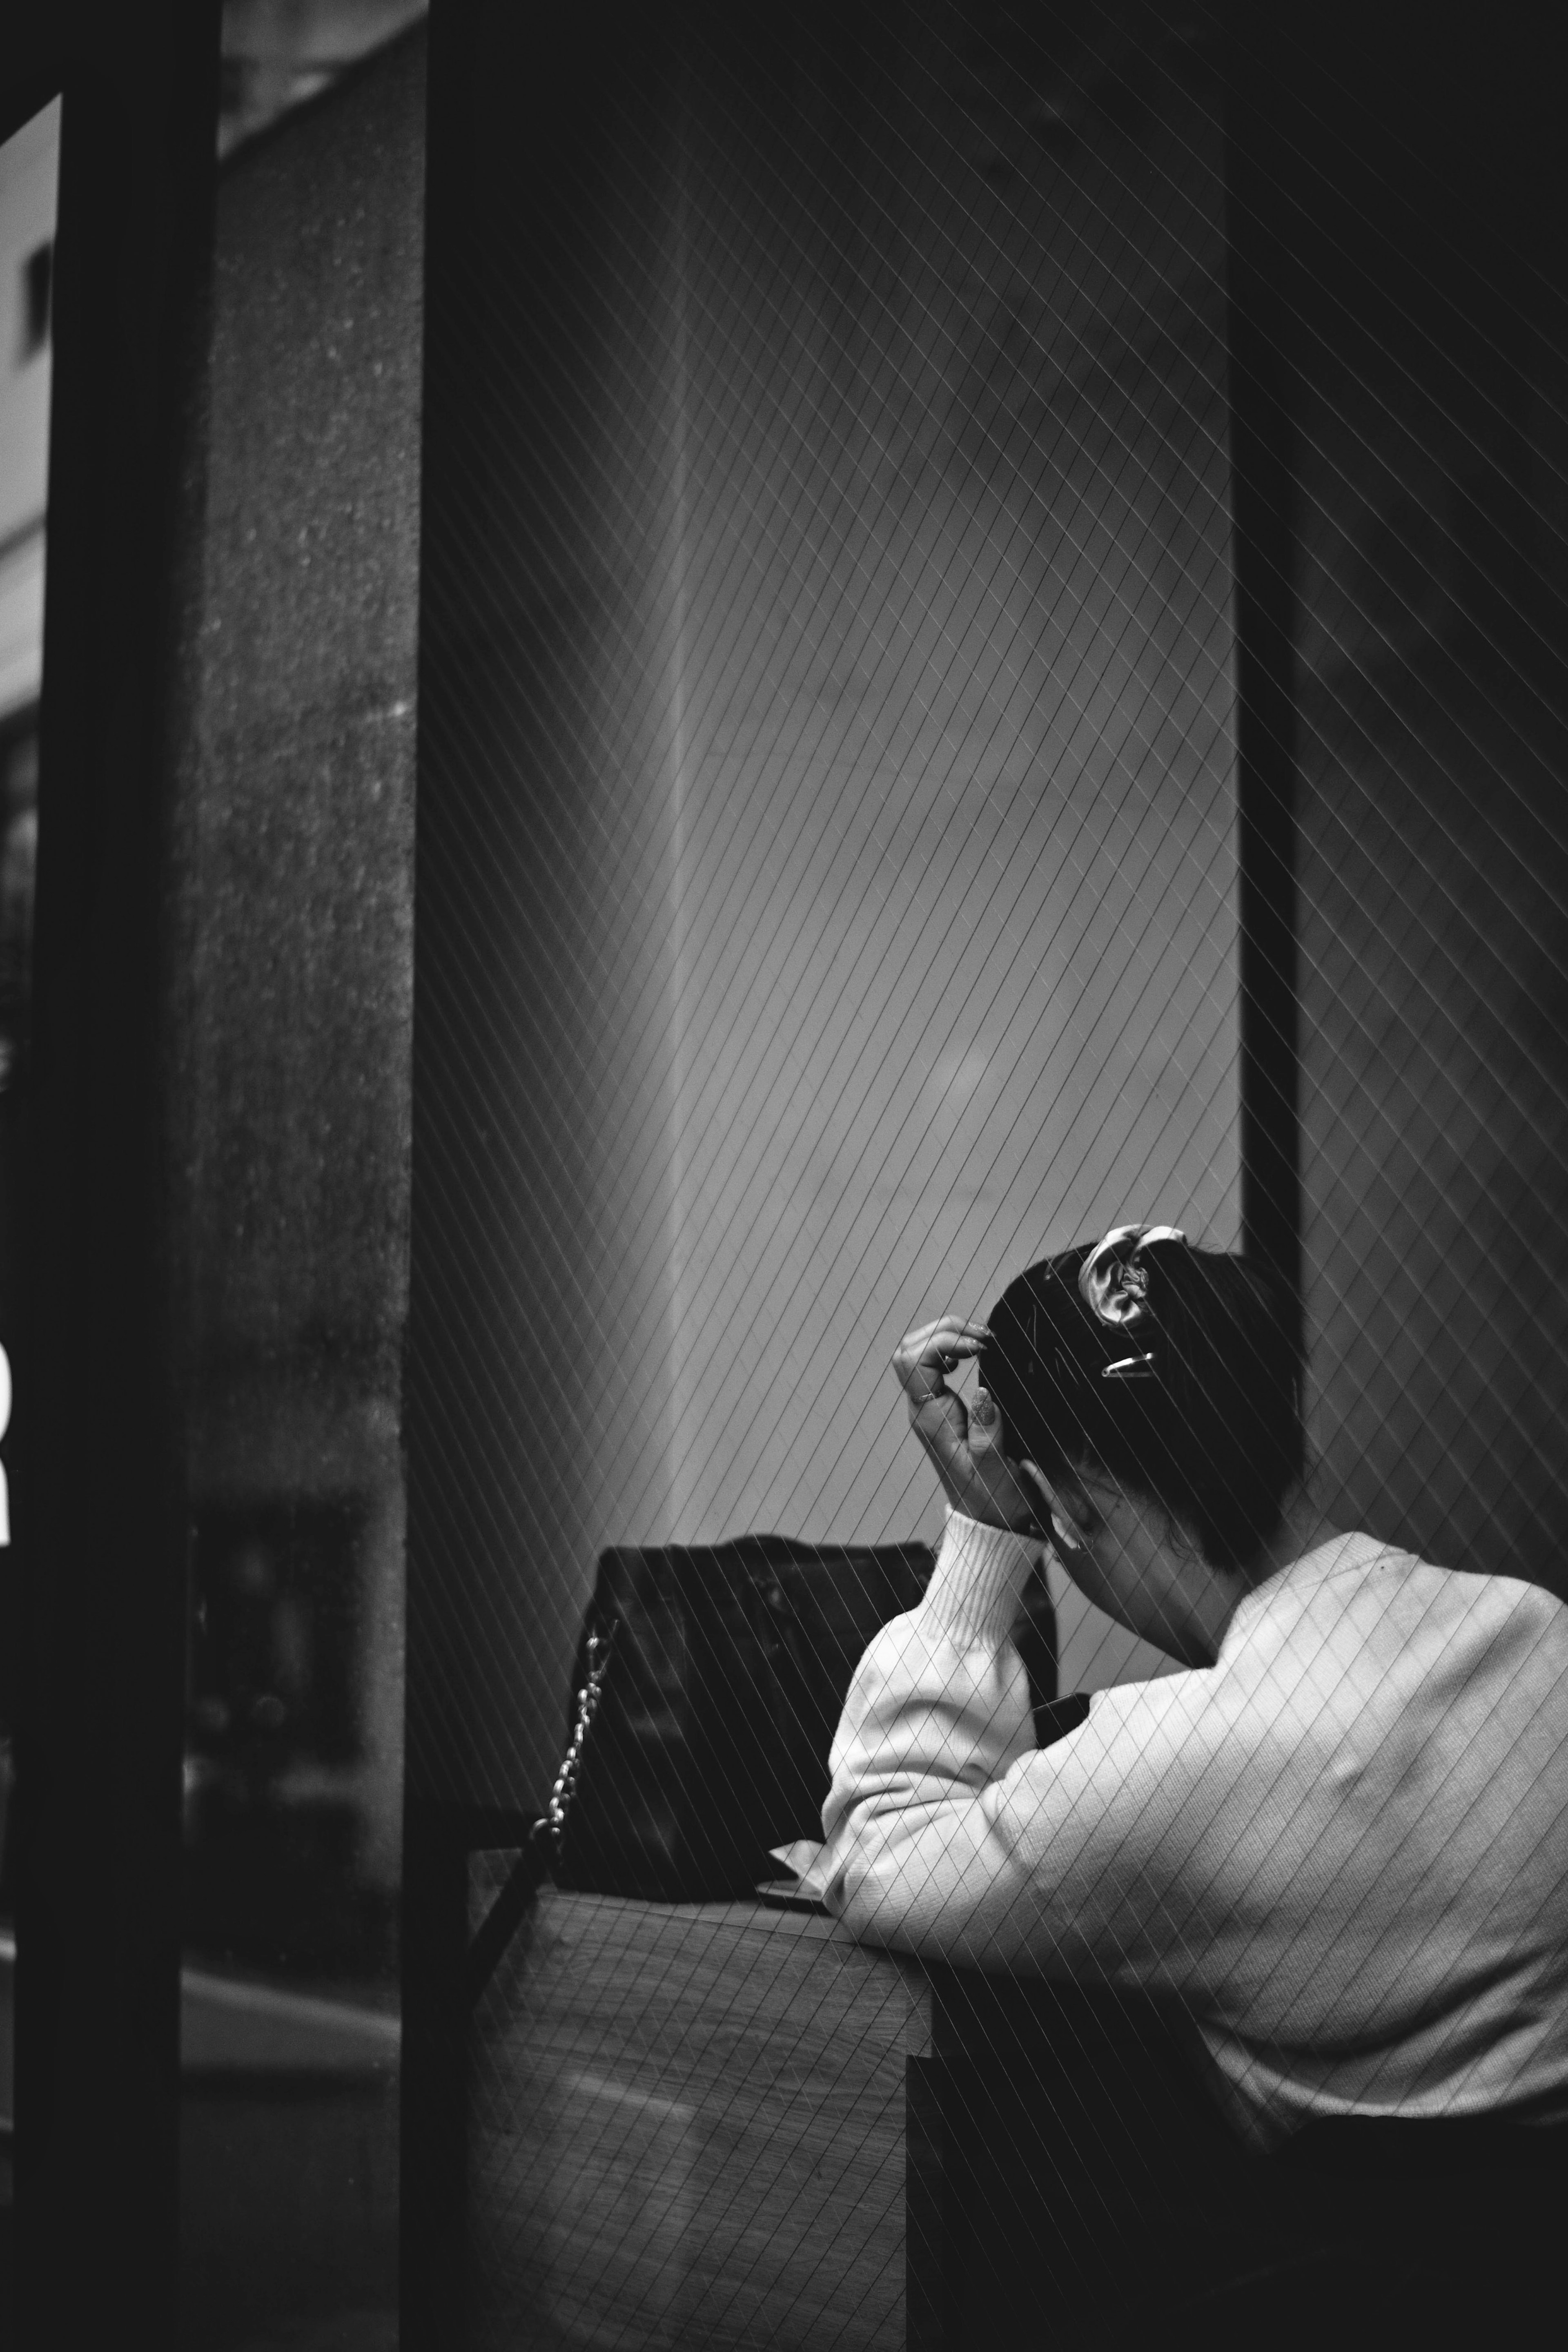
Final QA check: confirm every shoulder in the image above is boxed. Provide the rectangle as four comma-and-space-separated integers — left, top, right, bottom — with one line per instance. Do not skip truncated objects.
1282, 1536, 1568, 1637
1036, 1542, 1568, 1766
1228, 1535, 1568, 1733
1243, 1530, 1566, 1633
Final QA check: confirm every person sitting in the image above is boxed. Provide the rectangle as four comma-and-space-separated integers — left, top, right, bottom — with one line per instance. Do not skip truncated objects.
820, 1223, 1568, 2160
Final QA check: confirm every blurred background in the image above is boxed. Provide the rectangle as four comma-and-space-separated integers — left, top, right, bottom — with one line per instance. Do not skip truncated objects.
173, 7, 426, 2345
0, 78, 58, 2249
3, 8, 425, 2346
217, 1, 427, 156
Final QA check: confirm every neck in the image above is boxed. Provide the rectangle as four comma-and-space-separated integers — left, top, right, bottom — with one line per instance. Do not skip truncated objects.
1187, 1493, 1345, 1665
1244, 1490, 1346, 1591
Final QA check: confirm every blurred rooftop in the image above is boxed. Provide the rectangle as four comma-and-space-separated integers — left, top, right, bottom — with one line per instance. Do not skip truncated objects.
220, 0, 428, 156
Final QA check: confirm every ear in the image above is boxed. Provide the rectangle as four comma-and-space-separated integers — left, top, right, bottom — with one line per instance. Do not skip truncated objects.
1020, 1463, 1094, 1556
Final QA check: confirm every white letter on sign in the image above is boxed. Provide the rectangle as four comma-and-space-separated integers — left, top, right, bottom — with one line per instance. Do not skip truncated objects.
0, 1342, 10, 1545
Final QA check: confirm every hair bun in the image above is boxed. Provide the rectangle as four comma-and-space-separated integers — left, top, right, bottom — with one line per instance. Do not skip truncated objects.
1077, 1223, 1186, 1330
982, 1236, 1302, 1574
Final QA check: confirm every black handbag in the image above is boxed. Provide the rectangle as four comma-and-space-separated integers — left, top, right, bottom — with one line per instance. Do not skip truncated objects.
552, 1534, 1060, 1902
463, 1532, 1059, 2000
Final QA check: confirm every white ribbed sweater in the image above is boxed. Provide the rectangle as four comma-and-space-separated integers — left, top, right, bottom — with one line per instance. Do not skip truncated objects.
820, 1509, 1568, 2147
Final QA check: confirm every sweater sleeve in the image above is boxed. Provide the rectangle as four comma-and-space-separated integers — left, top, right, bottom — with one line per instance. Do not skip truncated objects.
817, 1507, 1046, 1958
817, 1509, 1223, 1982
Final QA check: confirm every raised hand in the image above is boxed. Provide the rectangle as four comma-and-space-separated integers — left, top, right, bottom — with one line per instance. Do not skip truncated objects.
892, 1315, 1045, 1534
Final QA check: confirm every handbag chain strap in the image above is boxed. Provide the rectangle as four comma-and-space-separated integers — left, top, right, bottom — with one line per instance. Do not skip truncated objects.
536, 1623, 616, 1853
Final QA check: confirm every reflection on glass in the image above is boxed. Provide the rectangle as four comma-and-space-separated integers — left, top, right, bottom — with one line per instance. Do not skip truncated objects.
180, 1468, 405, 2350
186, 1498, 389, 1965
0, 92, 60, 2314
0, 724, 38, 1094
217, 0, 428, 155
173, 14, 423, 2348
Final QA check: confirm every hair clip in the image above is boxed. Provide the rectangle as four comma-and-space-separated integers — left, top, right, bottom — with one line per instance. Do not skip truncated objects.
1101, 1351, 1158, 1380
1079, 1223, 1186, 1329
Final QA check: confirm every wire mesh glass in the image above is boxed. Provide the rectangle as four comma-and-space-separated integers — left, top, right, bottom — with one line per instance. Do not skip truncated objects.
406, 4, 1568, 2344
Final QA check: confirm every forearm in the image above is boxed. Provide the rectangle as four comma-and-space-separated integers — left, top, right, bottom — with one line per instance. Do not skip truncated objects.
818, 1509, 1042, 1955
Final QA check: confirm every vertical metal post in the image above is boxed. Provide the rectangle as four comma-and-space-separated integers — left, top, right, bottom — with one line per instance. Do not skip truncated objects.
399, 1804, 472, 2351
1224, 33, 1303, 1329
8, 5, 221, 2345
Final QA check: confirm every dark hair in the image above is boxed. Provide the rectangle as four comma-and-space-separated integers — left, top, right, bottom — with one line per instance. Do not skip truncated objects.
978, 1239, 1304, 1574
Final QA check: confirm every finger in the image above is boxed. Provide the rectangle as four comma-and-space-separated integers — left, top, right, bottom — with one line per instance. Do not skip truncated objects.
908, 1386, 969, 1441
895, 1318, 990, 1362
893, 1317, 992, 1355
907, 1389, 971, 1481
896, 1354, 948, 1404
914, 1397, 1047, 1534
967, 1387, 1004, 1453
893, 1318, 992, 1395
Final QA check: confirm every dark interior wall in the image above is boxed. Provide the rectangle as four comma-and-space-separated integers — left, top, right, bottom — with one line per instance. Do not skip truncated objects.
174, 25, 425, 1906
664, 19, 1238, 1556
409, 0, 686, 1815
410, 1, 1242, 1811
1283, 67, 1568, 1590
